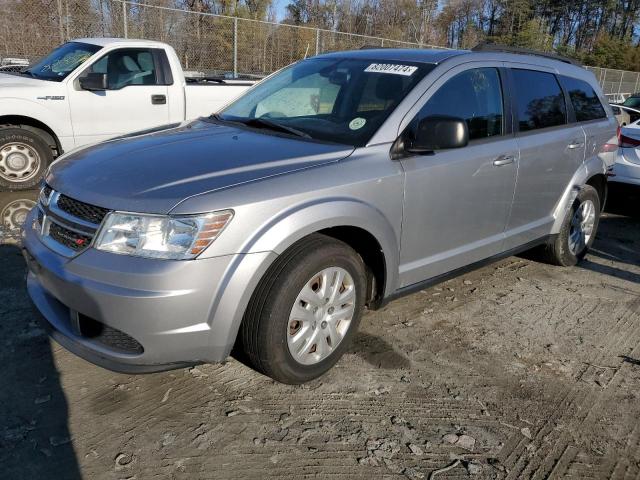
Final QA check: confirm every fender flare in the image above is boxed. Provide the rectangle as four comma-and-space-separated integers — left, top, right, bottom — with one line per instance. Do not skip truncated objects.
208, 197, 400, 357
550, 156, 607, 234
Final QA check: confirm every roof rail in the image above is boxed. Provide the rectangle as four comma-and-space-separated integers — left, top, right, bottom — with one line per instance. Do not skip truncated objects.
471, 43, 582, 67
359, 45, 391, 50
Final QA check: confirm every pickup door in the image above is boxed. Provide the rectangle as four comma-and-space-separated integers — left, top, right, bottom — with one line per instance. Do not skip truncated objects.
67, 48, 171, 145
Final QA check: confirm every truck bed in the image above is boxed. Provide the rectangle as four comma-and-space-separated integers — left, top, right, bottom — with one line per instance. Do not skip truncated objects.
184, 80, 255, 118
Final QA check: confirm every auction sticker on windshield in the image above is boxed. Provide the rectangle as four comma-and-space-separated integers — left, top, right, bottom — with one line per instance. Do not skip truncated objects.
364, 63, 418, 76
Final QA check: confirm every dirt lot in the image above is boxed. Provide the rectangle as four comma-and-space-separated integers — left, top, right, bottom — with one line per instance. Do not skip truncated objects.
1, 186, 639, 480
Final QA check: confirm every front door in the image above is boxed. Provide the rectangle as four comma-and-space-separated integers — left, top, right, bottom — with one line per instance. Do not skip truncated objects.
399, 66, 518, 287
67, 48, 170, 147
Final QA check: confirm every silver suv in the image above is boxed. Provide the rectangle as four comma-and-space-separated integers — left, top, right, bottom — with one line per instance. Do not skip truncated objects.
23, 46, 617, 384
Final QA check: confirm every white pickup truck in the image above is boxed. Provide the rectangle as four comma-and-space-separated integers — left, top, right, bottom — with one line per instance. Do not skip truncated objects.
0, 38, 255, 190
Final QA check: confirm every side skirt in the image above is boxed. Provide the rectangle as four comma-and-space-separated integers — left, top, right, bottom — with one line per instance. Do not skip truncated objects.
377, 235, 552, 308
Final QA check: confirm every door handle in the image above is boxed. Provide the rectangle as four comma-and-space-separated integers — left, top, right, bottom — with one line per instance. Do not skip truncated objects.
567, 141, 584, 149
493, 155, 515, 166
151, 94, 166, 105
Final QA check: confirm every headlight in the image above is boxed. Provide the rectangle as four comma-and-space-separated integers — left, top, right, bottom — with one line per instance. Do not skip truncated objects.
95, 210, 233, 260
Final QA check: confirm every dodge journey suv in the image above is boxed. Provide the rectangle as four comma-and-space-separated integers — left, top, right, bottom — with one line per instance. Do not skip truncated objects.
23, 45, 616, 384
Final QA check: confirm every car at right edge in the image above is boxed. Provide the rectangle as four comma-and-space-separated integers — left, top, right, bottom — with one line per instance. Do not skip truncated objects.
613, 120, 640, 187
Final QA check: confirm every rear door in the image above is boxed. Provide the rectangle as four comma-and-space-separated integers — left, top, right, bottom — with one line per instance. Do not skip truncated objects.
503, 67, 586, 250
398, 64, 519, 287
560, 75, 618, 168
67, 48, 171, 146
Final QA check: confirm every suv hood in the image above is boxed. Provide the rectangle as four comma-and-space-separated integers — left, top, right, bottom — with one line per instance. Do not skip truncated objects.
47, 120, 354, 214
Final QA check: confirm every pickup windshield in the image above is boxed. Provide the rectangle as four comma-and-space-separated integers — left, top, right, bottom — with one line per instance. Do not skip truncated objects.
25, 41, 101, 81
220, 57, 432, 146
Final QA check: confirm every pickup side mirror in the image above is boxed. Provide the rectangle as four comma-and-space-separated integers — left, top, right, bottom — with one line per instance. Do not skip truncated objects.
79, 72, 108, 91
405, 115, 469, 154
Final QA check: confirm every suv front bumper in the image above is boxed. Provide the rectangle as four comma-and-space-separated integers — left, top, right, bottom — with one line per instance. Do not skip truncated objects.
22, 208, 274, 373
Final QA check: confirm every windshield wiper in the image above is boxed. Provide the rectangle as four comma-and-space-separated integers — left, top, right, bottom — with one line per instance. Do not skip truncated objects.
238, 117, 311, 139
207, 114, 311, 139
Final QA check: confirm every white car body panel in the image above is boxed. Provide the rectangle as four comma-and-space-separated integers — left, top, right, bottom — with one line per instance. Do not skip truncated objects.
614, 120, 640, 186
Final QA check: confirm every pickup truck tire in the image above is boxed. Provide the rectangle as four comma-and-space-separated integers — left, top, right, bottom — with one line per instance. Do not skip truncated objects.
240, 233, 367, 384
542, 185, 601, 266
0, 128, 52, 190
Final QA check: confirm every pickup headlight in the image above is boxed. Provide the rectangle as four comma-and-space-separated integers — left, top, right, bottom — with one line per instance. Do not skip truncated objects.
95, 210, 233, 260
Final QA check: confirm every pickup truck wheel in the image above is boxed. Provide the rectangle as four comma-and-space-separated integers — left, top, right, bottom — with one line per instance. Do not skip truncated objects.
1, 197, 36, 231
0, 128, 52, 190
240, 233, 367, 384
542, 185, 601, 266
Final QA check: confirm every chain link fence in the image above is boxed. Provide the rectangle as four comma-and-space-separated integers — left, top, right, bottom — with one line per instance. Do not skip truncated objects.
2, 0, 639, 97
585, 66, 640, 101
0, 0, 437, 77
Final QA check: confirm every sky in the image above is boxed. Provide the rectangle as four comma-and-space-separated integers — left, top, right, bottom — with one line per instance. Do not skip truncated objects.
272, 0, 288, 21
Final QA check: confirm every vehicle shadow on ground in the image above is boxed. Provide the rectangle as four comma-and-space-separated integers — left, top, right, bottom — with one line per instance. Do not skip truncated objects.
0, 245, 82, 480
349, 331, 411, 370
576, 186, 640, 285
606, 183, 640, 219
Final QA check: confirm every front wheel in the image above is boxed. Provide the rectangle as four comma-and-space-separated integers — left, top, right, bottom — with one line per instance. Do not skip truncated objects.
542, 185, 601, 266
0, 128, 53, 190
239, 234, 367, 384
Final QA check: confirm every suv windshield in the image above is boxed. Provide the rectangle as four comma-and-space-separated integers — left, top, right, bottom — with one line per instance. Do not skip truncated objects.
25, 41, 101, 81
220, 57, 432, 146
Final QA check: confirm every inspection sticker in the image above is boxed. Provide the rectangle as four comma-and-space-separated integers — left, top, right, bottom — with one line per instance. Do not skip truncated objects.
364, 63, 418, 76
349, 117, 366, 130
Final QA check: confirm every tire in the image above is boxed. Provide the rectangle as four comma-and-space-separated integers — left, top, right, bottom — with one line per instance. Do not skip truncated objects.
240, 233, 367, 384
0, 128, 53, 190
0, 191, 37, 246
541, 185, 601, 266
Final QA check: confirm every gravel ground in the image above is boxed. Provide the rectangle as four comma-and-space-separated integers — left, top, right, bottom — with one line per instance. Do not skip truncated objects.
1, 186, 639, 480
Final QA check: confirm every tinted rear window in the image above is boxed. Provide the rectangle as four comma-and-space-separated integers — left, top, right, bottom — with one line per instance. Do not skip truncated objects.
560, 76, 607, 122
512, 69, 566, 132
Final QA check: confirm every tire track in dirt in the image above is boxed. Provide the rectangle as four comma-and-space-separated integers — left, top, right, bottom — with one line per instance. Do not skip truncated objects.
502, 296, 640, 479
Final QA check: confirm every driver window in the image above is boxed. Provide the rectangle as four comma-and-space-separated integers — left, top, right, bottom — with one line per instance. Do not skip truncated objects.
255, 72, 342, 118
412, 68, 504, 141
81, 49, 158, 89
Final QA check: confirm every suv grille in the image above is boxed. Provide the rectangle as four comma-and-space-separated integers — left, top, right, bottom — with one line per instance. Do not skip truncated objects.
57, 194, 109, 225
36, 187, 111, 257
49, 222, 92, 251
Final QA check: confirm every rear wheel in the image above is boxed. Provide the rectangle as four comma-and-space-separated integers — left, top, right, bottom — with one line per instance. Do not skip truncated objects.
542, 185, 600, 266
240, 233, 367, 384
0, 128, 53, 190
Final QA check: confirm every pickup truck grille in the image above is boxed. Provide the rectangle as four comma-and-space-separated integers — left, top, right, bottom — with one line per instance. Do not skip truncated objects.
36, 185, 110, 257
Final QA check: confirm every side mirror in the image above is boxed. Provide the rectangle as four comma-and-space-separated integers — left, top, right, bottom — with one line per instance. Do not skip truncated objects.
405, 115, 469, 154
79, 72, 108, 91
